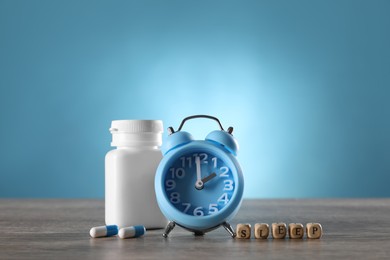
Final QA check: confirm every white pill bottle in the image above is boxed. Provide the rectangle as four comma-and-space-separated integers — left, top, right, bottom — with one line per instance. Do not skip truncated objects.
105, 120, 167, 229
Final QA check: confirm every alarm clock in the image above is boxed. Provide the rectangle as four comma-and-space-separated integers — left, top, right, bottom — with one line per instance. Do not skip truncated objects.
155, 115, 244, 237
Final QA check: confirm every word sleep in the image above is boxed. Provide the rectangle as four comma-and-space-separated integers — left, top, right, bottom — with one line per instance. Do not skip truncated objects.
236, 223, 322, 239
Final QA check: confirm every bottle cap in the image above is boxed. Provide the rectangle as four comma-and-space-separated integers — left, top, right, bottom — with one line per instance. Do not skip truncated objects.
110, 120, 163, 147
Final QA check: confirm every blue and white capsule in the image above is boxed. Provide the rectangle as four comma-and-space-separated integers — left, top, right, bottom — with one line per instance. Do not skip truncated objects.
118, 225, 146, 239
90, 225, 118, 238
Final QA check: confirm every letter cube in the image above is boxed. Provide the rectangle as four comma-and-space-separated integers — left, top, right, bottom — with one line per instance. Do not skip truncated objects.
254, 223, 269, 239
272, 223, 287, 239
288, 223, 304, 239
236, 223, 251, 239
306, 223, 322, 239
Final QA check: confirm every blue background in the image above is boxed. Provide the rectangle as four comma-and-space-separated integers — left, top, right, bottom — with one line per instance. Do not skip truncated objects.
1, 0, 389, 198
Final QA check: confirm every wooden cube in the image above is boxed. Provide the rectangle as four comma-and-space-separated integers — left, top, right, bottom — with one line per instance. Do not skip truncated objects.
288, 223, 304, 239
306, 223, 322, 239
272, 223, 287, 239
236, 223, 251, 239
254, 223, 269, 239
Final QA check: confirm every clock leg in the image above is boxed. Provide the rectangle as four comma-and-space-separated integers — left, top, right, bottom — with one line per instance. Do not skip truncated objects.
162, 221, 176, 238
222, 222, 236, 238
194, 231, 204, 236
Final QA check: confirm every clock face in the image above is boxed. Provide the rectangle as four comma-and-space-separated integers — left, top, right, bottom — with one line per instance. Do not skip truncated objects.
163, 151, 235, 217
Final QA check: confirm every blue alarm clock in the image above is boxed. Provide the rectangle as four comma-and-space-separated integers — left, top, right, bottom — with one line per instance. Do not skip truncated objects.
155, 115, 244, 237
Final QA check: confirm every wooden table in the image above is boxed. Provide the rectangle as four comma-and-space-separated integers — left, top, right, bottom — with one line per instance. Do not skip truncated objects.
0, 199, 389, 259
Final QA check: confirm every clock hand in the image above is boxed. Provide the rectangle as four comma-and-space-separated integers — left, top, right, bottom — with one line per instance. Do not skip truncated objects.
201, 172, 217, 184
195, 156, 204, 190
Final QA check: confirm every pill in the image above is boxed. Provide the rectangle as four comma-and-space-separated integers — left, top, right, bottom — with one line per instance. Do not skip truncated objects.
118, 225, 146, 239
90, 225, 118, 238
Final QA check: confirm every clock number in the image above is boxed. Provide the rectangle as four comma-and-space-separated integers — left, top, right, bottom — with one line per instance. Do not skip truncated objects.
223, 180, 234, 191
208, 203, 219, 215
193, 153, 208, 164
212, 157, 217, 168
165, 180, 176, 191
193, 207, 204, 216
223, 180, 233, 190
170, 192, 180, 204
192, 153, 198, 161
180, 156, 192, 168
182, 203, 191, 214
217, 193, 229, 205
170, 167, 185, 179
199, 153, 208, 164
220, 166, 229, 177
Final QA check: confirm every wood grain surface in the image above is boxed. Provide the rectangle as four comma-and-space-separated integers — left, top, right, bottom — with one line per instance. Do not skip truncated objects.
0, 199, 389, 259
